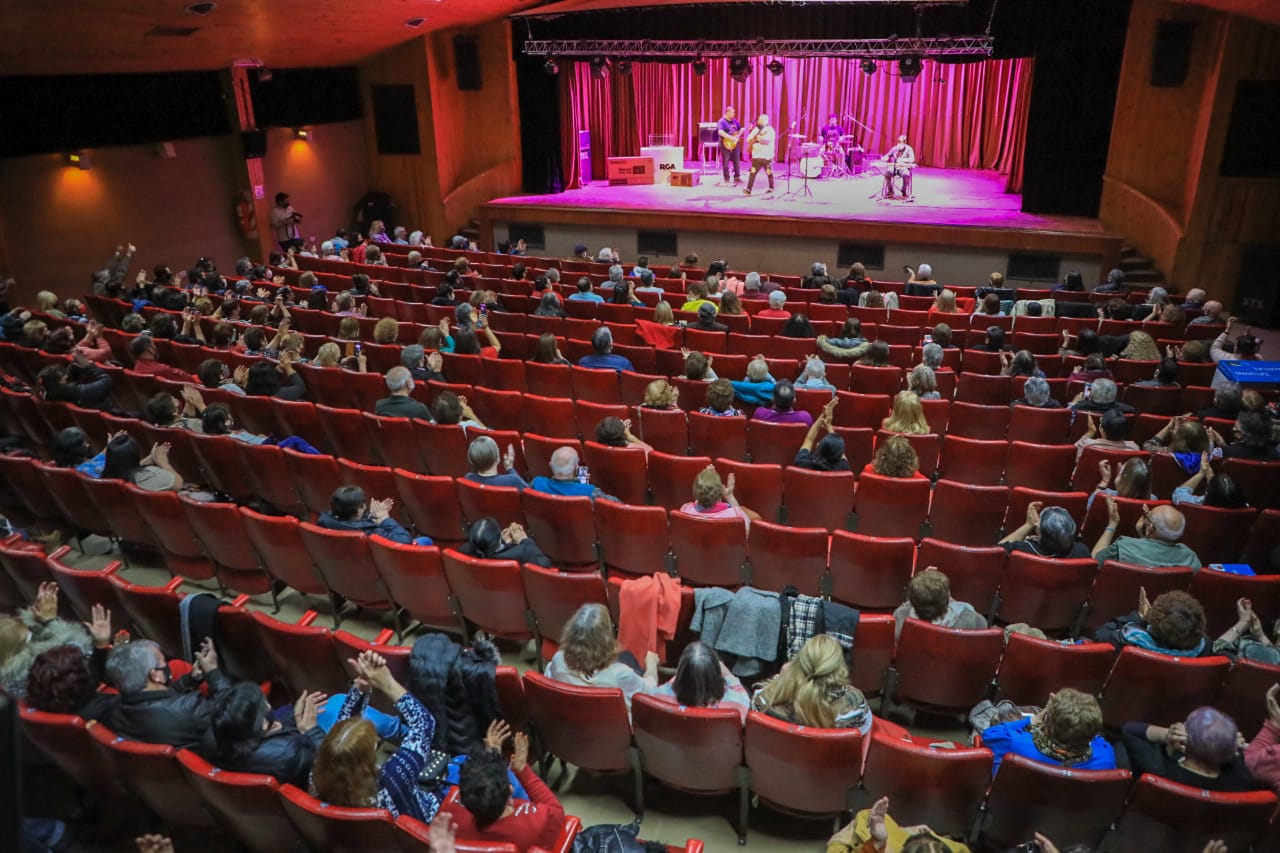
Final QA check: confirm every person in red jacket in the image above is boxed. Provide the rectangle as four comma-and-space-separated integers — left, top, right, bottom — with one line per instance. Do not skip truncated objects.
447, 721, 565, 850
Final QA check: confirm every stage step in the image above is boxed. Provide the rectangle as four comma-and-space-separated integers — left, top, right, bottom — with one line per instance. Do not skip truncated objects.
1117, 245, 1165, 289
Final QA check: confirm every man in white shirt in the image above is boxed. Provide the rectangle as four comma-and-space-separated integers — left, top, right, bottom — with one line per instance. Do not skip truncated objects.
882, 135, 916, 199
743, 114, 776, 196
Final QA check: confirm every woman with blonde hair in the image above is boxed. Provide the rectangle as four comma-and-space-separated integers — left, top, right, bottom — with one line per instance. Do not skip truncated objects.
373, 316, 399, 345
679, 464, 761, 529
313, 651, 442, 822
35, 291, 64, 317
752, 635, 871, 732
867, 434, 924, 479
314, 342, 342, 368
642, 379, 679, 410
545, 604, 658, 710
882, 391, 930, 435
1120, 330, 1160, 362
653, 301, 676, 325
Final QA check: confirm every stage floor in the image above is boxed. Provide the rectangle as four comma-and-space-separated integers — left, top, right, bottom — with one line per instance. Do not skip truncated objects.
487, 167, 1109, 236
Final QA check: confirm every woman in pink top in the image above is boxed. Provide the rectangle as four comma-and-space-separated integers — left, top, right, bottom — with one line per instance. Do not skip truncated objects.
679, 465, 760, 529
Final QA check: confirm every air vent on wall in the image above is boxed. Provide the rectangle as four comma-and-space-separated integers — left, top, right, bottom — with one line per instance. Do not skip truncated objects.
146, 25, 201, 37
185, 1, 217, 14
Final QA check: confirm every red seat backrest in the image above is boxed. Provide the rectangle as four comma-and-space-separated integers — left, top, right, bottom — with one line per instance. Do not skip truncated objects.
522, 671, 634, 773
743, 710, 864, 817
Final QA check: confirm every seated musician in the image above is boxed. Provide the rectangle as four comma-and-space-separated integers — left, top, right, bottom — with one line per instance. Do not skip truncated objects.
882, 134, 916, 199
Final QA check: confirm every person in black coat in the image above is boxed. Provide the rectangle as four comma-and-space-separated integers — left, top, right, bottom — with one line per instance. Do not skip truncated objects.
459, 517, 551, 567
37, 355, 114, 409
203, 682, 326, 787
104, 638, 232, 749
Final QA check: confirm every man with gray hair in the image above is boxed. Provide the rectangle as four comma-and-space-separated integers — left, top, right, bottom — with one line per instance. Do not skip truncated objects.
545, 267, 561, 285
528, 445, 618, 501
402, 344, 444, 382
1145, 286, 1169, 306
465, 434, 527, 490
921, 342, 944, 370
605, 265, 625, 289
999, 502, 1091, 558
1092, 496, 1201, 569
578, 326, 634, 372
758, 289, 790, 319
795, 356, 837, 392
741, 272, 766, 299
1189, 299, 1223, 326
1071, 377, 1134, 415
105, 637, 229, 748
374, 366, 430, 419
1182, 288, 1206, 310
1013, 375, 1062, 408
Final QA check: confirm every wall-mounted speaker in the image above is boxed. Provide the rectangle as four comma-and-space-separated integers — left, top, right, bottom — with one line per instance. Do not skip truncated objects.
370, 85, 421, 155
1151, 20, 1195, 88
837, 241, 885, 271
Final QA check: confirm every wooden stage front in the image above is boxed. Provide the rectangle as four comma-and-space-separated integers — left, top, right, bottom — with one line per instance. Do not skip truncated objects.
480, 167, 1124, 272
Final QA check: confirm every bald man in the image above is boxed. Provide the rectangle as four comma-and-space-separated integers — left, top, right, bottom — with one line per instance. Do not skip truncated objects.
528, 446, 619, 502
1183, 288, 1207, 310
1189, 300, 1224, 325
1092, 497, 1202, 569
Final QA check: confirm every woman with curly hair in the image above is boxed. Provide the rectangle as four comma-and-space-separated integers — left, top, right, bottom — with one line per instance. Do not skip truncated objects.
544, 604, 658, 711
1120, 330, 1160, 361
1094, 588, 1211, 657
752, 635, 871, 732
881, 391, 930, 435
642, 379, 679, 410
866, 434, 925, 479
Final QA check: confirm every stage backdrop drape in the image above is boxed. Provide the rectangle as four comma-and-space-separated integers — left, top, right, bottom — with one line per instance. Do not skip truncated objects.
560, 56, 1032, 195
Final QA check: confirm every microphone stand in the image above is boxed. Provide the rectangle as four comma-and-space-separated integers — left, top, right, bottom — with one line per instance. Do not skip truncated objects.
783, 113, 809, 200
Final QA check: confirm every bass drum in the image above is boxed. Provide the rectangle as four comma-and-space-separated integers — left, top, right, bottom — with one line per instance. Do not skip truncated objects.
799, 156, 824, 179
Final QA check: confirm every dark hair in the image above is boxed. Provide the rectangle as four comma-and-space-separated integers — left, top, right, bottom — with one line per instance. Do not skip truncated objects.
149, 313, 178, 340
780, 314, 816, 338
242, 327, 266, 352
209, 682, 269, 765
244, 362, 281, 396
37, 364, 69, 399
306, 290, 328, 310
1237, 335, 1260, 357
1076, 328, 1099, 355
1099, 408, 1131, 441
611, 281, 634, 304
26, 645, 97, 714
839, 318, 863, 339
457, 749, 510, 830
330, 485, 366, 520
771, 380, 796, 412
1146, 590, 1206, 651
1205, 473, 1246, 509
984, 326, 1006, 350
452, 329, 481, 356
466, 517, 503, 558
1024, 301, 1043, 317
595, 416, 628, 447
351, 274, 371, 294
51, 427, 92, 467
202, 404, 232, 436
102, 434, 145, 482
197, 358, 227, 388
1062, 271, 1084, 291
129, 335, 154, 359
671, 642, 727, 707
817, 433, 846, 468
145, 392, 178, 426
1155, 358, 1179, 384
1236, 411, 1273, 449
432, 391, 465, 425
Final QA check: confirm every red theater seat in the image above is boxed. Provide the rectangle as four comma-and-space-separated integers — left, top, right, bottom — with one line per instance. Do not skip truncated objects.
278, 784, 401, 853
441, 550, 530, 640
995, 633, 1115, 706
522, 671, 637, 776
927, 480, 1009, 546
885, 619, 1005, 715
828, 531, 914, 609
1099, 647, 1231, 729
853, 472, 930, 540
978, 755, 1131, 851
594, 500, 670, 577
746, 519, 828, 596
1106, 774, 1277, 853
782, 467, 855, 531
744, 711, 864, 824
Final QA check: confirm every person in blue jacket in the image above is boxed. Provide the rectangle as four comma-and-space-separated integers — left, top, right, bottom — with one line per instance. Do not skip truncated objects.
980, 688, 1116, 776
317, 485, 430, 545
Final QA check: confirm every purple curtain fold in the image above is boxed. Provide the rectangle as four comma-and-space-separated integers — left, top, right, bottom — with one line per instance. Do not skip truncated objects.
561, 56, 1033, 192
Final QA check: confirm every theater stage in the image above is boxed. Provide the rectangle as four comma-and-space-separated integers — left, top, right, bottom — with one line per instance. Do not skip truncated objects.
480, 167, 1124, 275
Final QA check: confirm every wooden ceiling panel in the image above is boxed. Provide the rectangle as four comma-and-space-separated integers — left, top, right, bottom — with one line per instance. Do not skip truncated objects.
0, 0, 537, 75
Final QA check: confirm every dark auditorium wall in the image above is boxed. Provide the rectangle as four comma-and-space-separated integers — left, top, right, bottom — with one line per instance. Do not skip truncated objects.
0, 120, 369, 304
1100, 0, 1280, 305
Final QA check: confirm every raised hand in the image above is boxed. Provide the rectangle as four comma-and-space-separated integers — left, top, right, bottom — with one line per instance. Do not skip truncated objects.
484, 719, 512, 752
1025, 500, 1043, 530
135, 834, 174, 853
428, 812, 457, 853
511, 730, 530, 772
32, 582, 59, 623
194, 636, 219, 676
85, 603, 112, 646
1138, 585, 1152, 621
1106, 495, 1121, 529
1097, 459, 1113, 488
868, 796, 890, 845
294, 690, 325, 732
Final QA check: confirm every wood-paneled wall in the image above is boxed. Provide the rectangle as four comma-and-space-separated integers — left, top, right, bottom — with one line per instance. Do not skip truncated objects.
1100, 0, 1280, 307
359, 20, 521, 241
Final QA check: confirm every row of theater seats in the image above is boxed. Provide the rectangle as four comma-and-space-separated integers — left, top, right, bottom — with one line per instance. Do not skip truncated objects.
8, 542, 1279, 851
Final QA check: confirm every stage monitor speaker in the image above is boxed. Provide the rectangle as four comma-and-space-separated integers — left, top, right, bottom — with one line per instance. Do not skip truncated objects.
1234, 244, 1280, 327
1007, 252, 1061, 282
638, 230, 678, 257
698, 123, 719, 147
454, 36, 482, 91
577, 130, 592, 187
1220, 81, 1280, 178
508, 224, 546, 251
371, 85, 421, 155
837, 242, 885, 271
240, 129, 268, 160
1151, 20, 1195, 88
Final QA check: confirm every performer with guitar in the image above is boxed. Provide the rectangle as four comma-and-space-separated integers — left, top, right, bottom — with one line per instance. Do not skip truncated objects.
881, 134, 916, 199
717, 106, 744, 185
743, 114, 776, 196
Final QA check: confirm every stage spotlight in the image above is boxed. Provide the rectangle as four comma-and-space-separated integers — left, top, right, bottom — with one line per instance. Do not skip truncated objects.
692, 59, 707, 76
543, 58, 559, 77
616, 59, 633, 77
766, 59, 784, 77
729, 56, 752, 82
589, 56, 609, 79
66, 151, 91, 170
898, 55, 923, 82
860, 58, 877, 75
292, 127, 310, 141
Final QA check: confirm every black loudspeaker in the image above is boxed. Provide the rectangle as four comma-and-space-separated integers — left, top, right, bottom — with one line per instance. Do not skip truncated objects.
1234, 244, 1280, 327
1007, 252, 1061, 282
371, 85, 421, 155
837, 242, 885, 271
638, 231, 678, 257
454, 36, 482, 91
240, 129, 268, 159
1151, 20, 1195, 88
1220, 81, 1280, 178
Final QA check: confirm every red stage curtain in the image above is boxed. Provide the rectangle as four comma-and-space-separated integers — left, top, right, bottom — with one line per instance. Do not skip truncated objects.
560, 56, 1033, 194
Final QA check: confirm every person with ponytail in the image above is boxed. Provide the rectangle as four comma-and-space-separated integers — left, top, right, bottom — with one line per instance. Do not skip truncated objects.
751, 634, 872, 733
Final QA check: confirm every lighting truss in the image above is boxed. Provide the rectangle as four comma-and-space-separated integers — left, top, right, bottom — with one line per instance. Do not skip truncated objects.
522, 37, 993, 59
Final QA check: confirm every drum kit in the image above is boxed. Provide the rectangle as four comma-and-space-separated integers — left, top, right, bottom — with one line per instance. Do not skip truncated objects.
788, 134, 866, 181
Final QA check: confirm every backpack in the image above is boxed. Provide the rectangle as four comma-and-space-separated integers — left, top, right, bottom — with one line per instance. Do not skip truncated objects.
572, 821, 667, 853
406, 632, 501, 756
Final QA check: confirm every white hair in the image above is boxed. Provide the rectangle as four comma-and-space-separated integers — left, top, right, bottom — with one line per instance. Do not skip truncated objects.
546, 268, 561, 283
1090, 378, 1118, 404
1024, 376, 1051, 406
550, 446, 579, 479
597, 247, 614, 262
1149, 508, 1186, 542
804, 358, 826, 379
384, 366, 413, 393
917, 263, 933, 279
768, 290, 786, 308
921, 343, 943, 369
320, 241, 336, 256
609, 265, 624, 283
1147, 286, 1168, 305
745, 272, 762, 290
